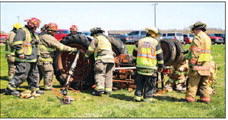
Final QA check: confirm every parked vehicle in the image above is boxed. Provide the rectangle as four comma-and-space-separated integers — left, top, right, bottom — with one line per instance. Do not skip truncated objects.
183, 34, 194, 44
163, 32, 184, 43
54, 29, 70, 41
207, 33, 224, 44
82, 31, 93, 41
214, 33, 225, 44
0, 34, 8, 44
127, 30, 147, 44
119, 34, 130, 44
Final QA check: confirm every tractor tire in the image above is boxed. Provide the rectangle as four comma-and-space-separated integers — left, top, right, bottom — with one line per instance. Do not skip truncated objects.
107, 35, 128, 55
53, 34, 93, 88
160, 39, 176, 66
53, 34, 128, 89
172, 40, 185, 64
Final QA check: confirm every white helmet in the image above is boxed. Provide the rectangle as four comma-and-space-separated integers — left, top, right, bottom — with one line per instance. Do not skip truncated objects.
145, 27, 160, 35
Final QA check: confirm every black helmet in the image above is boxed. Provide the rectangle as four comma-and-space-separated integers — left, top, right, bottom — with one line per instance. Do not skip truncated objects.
90, 27, 104, 36
190, 22, 207, 32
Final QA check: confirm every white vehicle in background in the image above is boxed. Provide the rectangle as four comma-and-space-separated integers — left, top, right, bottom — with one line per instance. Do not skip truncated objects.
127, 30, 147, 44
163, 32, 184, 43
183, 34, 194, 44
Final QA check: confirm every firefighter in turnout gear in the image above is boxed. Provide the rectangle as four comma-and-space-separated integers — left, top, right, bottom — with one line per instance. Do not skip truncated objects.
185, 22, 214, 103
133, 27, 164, 102
38, 23, 78, 90
5, 23, 23, 79
6, 17, 43, 96
166, 59, 189, 91
83, 27, 115, 96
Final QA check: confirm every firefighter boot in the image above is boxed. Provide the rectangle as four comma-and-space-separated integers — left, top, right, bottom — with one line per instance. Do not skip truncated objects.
92, 90, 104, 96
5, 87, 20, 96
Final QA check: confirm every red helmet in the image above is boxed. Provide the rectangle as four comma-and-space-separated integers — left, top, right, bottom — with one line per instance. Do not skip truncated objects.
46, 23, 58, 31
70, 25, 78, 32
26, 17, 41, 28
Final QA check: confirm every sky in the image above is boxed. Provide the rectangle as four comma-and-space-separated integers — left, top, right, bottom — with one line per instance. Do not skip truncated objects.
0, 2, 225, 32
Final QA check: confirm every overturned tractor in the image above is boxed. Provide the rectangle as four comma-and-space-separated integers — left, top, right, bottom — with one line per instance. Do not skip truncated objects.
53, 34, 186, 91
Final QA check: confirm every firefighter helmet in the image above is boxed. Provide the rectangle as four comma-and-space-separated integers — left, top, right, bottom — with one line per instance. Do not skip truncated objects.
46, 23, 58, 31
70, 25, 78, 32
90, 27, 104, 36
13, 23, 23, 29
190, 22, 207, 32
26, 17, 41, 28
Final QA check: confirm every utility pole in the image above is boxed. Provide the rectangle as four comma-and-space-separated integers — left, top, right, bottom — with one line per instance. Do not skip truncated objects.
152, 2, 158, 27
17, 16, 20, 23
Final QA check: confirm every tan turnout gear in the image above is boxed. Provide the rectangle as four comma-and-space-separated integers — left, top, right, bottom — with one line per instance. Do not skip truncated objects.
185, 24, 215, 103
38, 32, 77, 90
84, 30, 115, 94
167, 60, 189, 91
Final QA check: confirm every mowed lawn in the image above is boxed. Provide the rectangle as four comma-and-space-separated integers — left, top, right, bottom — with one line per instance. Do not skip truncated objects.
0, 44, 225, 118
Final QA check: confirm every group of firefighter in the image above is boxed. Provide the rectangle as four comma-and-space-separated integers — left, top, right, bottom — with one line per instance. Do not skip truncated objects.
4, 17, 216, 104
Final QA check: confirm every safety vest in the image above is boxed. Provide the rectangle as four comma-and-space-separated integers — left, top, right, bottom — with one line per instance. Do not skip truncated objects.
93, 35, 114, 62
13, 27, 39, 62
198, 32, 211, 62
136, 37, 158, 70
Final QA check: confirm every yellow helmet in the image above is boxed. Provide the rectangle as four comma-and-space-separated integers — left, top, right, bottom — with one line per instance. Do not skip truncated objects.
13, 23, 23, 29
145, 27, 160, 36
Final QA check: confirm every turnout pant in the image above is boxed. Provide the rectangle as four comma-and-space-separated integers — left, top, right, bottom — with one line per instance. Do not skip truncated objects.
135, 73, 157, 98
186, 70, 211, 102
8, 62, 39, 91
6, 55, 15, 79
38, 62, 54, 89
94, 60, 114, 92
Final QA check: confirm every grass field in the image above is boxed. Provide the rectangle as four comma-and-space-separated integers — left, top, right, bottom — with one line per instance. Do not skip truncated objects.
0, 44, 225, 118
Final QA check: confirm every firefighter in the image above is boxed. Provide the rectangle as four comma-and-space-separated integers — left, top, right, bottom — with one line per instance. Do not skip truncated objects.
166, 59, 189, 91
185, 22, 213, 103
5, 23, 23, 79
132, 27, 164, 102
5, 17, 43, 96
69, 25, 79, 35
83, 27, 115, 96
38, 23, 78, 90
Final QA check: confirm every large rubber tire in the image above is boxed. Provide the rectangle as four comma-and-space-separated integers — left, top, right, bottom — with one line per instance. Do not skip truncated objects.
53, 34, 93, 87
172, 40, 185, 64
160, 39, 176, 66
107, 35, 128, 55
53, 34, 128, 88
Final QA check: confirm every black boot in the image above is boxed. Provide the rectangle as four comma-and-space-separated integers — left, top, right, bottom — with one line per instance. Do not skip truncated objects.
5, 88, 20, 96
92, 90, 104, 96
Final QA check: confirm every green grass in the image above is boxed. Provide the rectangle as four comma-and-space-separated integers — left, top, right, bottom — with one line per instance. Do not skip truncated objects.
0, 44, 225, 118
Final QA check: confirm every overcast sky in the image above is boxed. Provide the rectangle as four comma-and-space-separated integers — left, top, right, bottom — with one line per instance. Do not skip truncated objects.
0, 2, 225, 32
